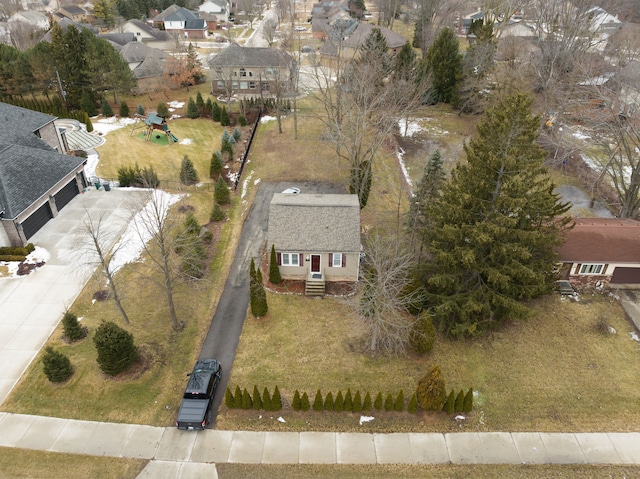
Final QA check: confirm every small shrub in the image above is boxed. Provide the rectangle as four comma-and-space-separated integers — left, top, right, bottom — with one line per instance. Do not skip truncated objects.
102, 97, 113, 117
25, 243, 35, 253
313, 389, 323, 411
292, 390, 301, 410
443, 390, 455, 414
269, 244, 281, 284
454, 389, 465, 413
220, 106, 230, 126
137, 104, 145, 115
212, 102, 221, 121
157, 102, 169, 118
374, 392, 383, 410
187, 97, 200, 118
233, 385, 243, 408
407, 393, 418, 413
300, 392, 310, 411
344, 389, 353, 412
42, 346, 73, 383
238, 115, 247, 126
119, 102, 130, 117
209, 151, 223, 179
324, 391, 334, 411
262, 387, 273, 411
463, 388, 473, 413
409, 311, 436, 354
362, 392, 372, 412
416, 365, 446, 411
384, 393, 394, 411
214, 177, 230, 205
62, 311, 85, 342
272, 385, 282, 411
253, 385, 263, 410
210, 203, 226, 222
93, 321, 138, 376
242, 388, 253, 409
394, 390, 405, 412
225, 387, 234, 408
201, 230, 213, 244
353, 390, 362, 412
232, 128, 242, 141
334, 391, 344, 412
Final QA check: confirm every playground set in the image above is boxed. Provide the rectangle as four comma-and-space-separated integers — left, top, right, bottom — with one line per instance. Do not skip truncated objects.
131, 112, 179, 144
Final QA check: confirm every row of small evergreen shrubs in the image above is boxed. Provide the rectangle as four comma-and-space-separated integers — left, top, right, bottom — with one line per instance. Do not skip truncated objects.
292, 389, 418, 413
442, 388, 473, 414
2, 96, 94, 132
101, 97, 129, 118
117, 163, 160, 188
0, 243, 35, 261
225, 385, 282, 411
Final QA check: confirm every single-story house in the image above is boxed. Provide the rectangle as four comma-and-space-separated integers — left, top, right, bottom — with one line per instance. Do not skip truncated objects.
199, 0, 228, 27
267, 193, 361, 295
557, 218, 640, 289
152, 5, 208, 39
117, 19, 175, 50
0, 102, 87, 247
319, 21, 406, 59
209, 42, 297, 97
55, 5, 89, 23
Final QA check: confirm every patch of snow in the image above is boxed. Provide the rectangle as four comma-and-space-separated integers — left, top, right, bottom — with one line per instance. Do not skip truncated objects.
398, 118, 424, 138
455, 415, 466, 420
169, 114, 182, 120
277, 416, 286, 423
109, 190, 183, 274
241, 170, 254, 199
630, 332, 640, 342
260, 115, 277, 123
0, 246, 51, 278
580, 153, 602, 172
227, 171, 239, 184
168, 101, 185, 109
396, 146, 413, 194
572, 130, 591, 140
359, 415, 375, 425
179, 138, 193, 145
91, 117, 137, 136
254, 178, 260, 185
85, 152, 99, 180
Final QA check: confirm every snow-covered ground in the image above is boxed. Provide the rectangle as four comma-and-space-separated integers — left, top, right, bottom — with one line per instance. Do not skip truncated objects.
0, 247, 51, 278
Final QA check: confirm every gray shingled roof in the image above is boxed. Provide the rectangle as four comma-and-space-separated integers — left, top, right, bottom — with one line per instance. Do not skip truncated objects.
153, 4, 200, 22
120, 41, 168, 63
209, 42, 295, 68
126, 19, 173, 41
98, 32, 136, 46
0, 103, 57, 147
0, 143, 85, 219
59, 5, 86, 15
268, 194, 360, 252
342, 23, 407, 49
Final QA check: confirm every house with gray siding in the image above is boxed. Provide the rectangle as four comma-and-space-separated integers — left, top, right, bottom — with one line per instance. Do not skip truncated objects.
268, 193, 361, 295
0, 103, 87, 247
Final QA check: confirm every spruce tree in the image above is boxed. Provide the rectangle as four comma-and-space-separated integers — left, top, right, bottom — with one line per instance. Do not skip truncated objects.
421, 27, 462, 104
424, 93, 571, 338
253, 385, 263, 410
210, 203, 225, 222
344, 389, 353, 412
220, 106, 230, 126
62, 311, 85, 342
324, 391, 334, 411
292, 390, 301, 410
93, 321, 138, 375
443, 390, 455, 414
119, 101, 130, 117
225, 386, 234, 408
384, 393, 394, 411
102, 96, 114, 116
313, 390, 323, 411
394, 390, 405, 412
232, 127, 242, 142
214, 177, 231, 205
205, 98, 213, 117
242, 388, 253, 409
353, 390, 362, 412
269, 244, 282, 284
334, 391, 344, 412
416, 365, 446, 411
409, 311, 437, 354
374, 392, 383, 410
187, 97, 200, 118
212, 102, 221, 121
406, 150, 445, 238
209, 151, 223, 179
234, 385, 243, 408
157, 102, 169, 118
262, 387, 273, 410
300, 392, 310, 411
272, 385, 282, 411
454, 389, 465, 413
180, 156, 199, 185
463, 388, 474, 413
251, 267, 268, 317
137, 104, 145, 115
42, 347, 73, 383
196, 91, 205, 109
407, 393, 418, 413
362, 392, 373, 412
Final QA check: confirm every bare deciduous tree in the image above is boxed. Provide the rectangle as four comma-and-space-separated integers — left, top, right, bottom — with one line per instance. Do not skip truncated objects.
8, 21, 45, 50
355, 233, 423, 355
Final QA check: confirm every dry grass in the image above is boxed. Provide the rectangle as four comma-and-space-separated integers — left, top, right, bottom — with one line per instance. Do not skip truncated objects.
0, 447, 146, 479
218, 292, 640, 433
217, 464, 640, 479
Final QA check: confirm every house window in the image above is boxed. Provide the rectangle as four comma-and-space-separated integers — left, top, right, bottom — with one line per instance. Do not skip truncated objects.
579, 264, 604, 275
282, 253, 299, 266
331, 253, 345, 267
217, 81, 224, 88
262, 82, 269, 90
249, 82, 256, 89
249, 71, 253, 77
232, 81, 238, 89
239, 68, 247, 77
240, 81, 248, 89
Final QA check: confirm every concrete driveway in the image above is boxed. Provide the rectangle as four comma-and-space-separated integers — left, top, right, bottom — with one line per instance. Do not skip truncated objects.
0, 188, 147, 405
200, 181, 346, 425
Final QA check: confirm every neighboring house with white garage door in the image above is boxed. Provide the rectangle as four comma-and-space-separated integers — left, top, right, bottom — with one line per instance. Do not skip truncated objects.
0, 102, 87, 247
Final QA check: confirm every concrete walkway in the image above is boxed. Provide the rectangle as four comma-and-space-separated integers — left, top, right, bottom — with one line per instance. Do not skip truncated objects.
1, 412, 639, 472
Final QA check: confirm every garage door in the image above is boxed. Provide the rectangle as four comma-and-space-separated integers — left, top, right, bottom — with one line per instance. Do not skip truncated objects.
53, 180, 79, 211
21, 202, 53, 239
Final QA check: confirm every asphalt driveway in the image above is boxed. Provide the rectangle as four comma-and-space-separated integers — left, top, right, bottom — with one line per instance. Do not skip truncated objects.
199, 181, 346, 424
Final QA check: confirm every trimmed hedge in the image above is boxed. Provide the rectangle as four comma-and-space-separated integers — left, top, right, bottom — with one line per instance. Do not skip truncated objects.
0, 255, 26, 262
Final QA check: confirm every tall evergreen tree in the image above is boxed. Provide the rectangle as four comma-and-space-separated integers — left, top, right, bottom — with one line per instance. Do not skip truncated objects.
179, 156, 199, 185
186, 96, 200, 118
423, 93, 571, 337
215, 177, 231, 205
210, 151, 223, 179
394, 42, 417, 82
269, 244, 281, 284
422, 28, 462, 104
102, 96, 114, 116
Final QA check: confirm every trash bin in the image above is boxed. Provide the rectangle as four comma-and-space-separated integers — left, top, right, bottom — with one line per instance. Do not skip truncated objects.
94, 180, 101, 190
103, 182, 111, 191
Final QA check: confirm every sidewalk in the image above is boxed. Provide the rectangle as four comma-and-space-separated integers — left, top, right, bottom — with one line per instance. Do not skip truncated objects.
1, 412, 639, 468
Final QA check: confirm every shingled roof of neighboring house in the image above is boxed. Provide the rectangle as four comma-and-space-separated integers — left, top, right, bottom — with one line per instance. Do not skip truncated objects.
557, 218, 640, 263
153, 4, 200, 22
120, 41, 169, 64
342, 22, 407, 49
0, 144, 84, 219
41, 18, 97, 42
98, 32, 136, 46
125, 19, 173, 41
268, 194, 361, 252
59, 5, 86, 15
209, 42, 295, 68
0, 103, 56, 149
